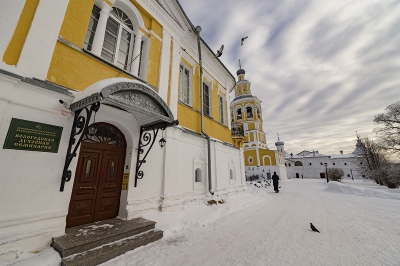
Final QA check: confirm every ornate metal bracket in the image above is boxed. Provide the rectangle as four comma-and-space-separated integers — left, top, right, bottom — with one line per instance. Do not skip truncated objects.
60, 102, 100, 191
134, 123, 166, 187
134, 120, 179, 187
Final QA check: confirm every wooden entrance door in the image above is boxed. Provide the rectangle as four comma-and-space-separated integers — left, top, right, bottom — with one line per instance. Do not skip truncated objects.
66, 123, 126, 228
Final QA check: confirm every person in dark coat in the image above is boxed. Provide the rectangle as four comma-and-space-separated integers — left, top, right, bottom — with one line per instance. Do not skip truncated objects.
272, 172, 279, 193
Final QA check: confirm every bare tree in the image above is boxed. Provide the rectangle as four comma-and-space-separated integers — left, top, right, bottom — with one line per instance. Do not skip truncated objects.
354, 136, 400, 188
354, 136, 389, 185
374, 101, 400, 156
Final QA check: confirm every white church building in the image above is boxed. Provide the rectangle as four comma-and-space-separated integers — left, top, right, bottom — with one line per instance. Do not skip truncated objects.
280, 138, 363, 180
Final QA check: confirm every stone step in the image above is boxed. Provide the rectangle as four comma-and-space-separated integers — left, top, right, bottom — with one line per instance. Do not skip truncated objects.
52, 218, 158, 258
61, 229, 163, 266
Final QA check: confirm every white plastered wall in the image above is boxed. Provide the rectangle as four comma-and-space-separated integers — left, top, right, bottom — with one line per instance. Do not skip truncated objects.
125, 126, 248, 218
0, 80, 74, 261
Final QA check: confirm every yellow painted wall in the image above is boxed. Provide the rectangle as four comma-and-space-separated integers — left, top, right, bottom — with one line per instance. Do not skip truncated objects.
47, 43, 131, 90
244, 150, 257, 166
151, 20, 162, 37
132, 2, 162, 37
244, 134, 249, 142
249, 132, 254, 142
177, 103, 233, 144
59, 0, 95, 47
3, 0, 40, 65
248, 123, 255, 130
177, 51, 232, 143
146, 36, 162, 87
259, 149, 277, 166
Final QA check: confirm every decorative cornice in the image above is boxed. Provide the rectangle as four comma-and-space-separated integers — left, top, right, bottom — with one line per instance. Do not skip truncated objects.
138, 0, 184, 37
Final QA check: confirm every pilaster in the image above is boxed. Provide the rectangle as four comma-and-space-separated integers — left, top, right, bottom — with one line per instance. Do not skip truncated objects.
91, 2, 112, 56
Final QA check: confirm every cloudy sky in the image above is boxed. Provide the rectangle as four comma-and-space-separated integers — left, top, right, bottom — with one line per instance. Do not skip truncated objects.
179, 0, 400, 155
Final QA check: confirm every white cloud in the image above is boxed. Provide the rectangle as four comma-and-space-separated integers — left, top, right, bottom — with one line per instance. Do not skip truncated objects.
179, 0, 400, 155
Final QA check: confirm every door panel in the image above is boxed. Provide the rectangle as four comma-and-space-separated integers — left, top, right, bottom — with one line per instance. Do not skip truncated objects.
94, 151, 125, 222
66, 149, 102, 228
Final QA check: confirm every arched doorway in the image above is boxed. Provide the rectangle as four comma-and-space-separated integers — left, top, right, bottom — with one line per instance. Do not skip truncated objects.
66, 123, 127, 228
296, 173, 300, 178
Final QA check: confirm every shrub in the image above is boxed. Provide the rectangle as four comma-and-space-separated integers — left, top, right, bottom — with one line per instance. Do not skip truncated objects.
327, 168, 344, 181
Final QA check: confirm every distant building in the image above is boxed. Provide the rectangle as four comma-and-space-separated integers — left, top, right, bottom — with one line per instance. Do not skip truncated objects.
230, 69, 287, 181
283, 139, 363, 179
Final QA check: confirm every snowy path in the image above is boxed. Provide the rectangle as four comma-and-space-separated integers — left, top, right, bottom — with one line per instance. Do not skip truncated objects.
102, 179, 400, 266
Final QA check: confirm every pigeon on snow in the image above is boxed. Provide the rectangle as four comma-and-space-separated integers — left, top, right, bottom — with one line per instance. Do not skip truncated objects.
310, 223, 320, 233
241, 36, 248, 46
214, 44, 224, 58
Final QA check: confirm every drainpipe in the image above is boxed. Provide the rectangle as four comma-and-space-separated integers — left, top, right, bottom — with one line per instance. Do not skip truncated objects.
195, 26, 213, 196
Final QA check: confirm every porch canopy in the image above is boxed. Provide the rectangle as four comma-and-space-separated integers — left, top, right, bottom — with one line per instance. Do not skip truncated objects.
70, 78, 174, 127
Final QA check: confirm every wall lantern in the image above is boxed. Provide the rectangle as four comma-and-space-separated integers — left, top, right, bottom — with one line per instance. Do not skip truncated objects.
159, 126, 166, 148
88, 124, 97, 136
159, 137, 166, 148
88, 109, 98, 136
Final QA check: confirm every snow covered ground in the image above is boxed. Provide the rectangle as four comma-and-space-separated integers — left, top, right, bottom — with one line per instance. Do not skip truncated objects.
14, 179, 400, 266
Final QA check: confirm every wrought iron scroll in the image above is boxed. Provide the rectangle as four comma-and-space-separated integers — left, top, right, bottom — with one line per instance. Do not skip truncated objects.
134, 123, 166, 187
60, 102, 100, 191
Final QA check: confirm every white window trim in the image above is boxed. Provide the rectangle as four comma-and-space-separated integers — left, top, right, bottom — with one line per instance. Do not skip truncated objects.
218, 94, 226, 125
262, 155, 272, 166
180, 52, 197, 75
179, 62, 193, 106
248, 156, 253, 164
202, 70, 213, 84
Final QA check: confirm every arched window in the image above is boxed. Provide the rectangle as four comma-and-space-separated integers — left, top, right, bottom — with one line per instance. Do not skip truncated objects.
102, 8, 135, 70
84, 4, 146, 77
246, 107, 253, 118
230, 169, 234, 180
294, 161, 303, 166
237, 109, 242, 120
195, 168, 202, 183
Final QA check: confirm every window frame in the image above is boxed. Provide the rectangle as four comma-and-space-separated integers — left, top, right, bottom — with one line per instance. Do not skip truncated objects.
218, 94, 226, 124
202, 81, 212, 117
179, 63, 193, 106
83, 6, 100, 51
101, 9, 136, 71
